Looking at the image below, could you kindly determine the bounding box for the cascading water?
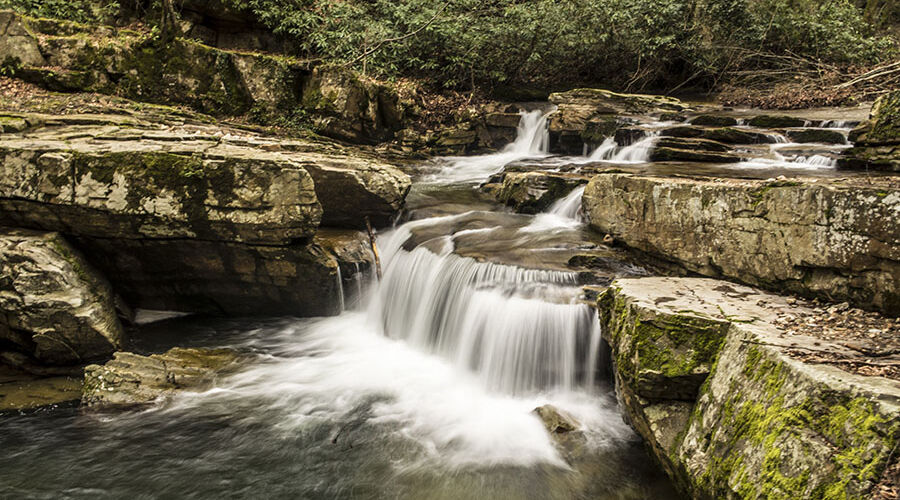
[371,221,599,394]
[588,130,660,162]
[547,185,586,221]
[425,109,552,183]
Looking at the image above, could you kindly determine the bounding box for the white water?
[588,131,660,163]
[548,185,586,221]
[425,109,552,183]
[166,119,630,472]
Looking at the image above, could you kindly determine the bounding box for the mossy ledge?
[598,277,900,499]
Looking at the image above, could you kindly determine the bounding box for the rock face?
[0,228,124,368]
[583,174,900,314]
[547,88,686,154]
[598,277,900,500]
[82,347,241,407]
[0,113,407,315]
[841,91,900,172]
[0,11,402,145]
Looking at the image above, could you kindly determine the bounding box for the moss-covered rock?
[660,126,778,145]
[786,128,847,144]
[583,174,900,314]
[841,91,900,172]
[598,277,900,500]
[2,11,404,144]
[690,115,738,127]
[0,228,124,369]
[748,115,807,128]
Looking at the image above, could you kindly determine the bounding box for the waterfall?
[588,137,618,160]
[425,109,552,183]
[794,154,838,168]
[369,223,600,395]
[547,185,586,221]
[588,131,659,163]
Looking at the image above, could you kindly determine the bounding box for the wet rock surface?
[584,173,900,314]
[0,228,124,370]
[599,277,900,500]
[82,347,242,407]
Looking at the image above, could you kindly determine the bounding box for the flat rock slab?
[584,173,900,314]
[82,347,242,407]
[599,277,900,500]
[0,365,81,413]
[0,115,410,242]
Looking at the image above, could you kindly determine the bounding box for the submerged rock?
[82,347,242,407]
[533,404,580,433]
[583,174,900,314]
[0,228,124,369]
[599,277,900,500]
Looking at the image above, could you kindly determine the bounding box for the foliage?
[2,0,896,92]
[0,0,120,23]
[215,0,896,91]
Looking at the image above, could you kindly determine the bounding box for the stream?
[0,108,867,499]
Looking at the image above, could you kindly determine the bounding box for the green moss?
[692,345,899,499]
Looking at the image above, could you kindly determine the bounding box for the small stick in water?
[365,217,383,280]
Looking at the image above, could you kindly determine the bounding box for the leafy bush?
[3,0,896,92]
[0,0,120,23]
[219,0,895,91]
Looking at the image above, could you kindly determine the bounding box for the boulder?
[598,278,900,500]
[0,10,46,68]
[583,174,900,314]
[0,228,124,368]
[302,65,403,144]
[82,347,242,407]
[841,91,900,172]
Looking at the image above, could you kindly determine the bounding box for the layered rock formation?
[584,174,900,314]
[0,11,401,144]
[842,91,900,172]
[0,112,409,315]
[82,347,241,407]
[0,228,124,370]
[598,277,899,499]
